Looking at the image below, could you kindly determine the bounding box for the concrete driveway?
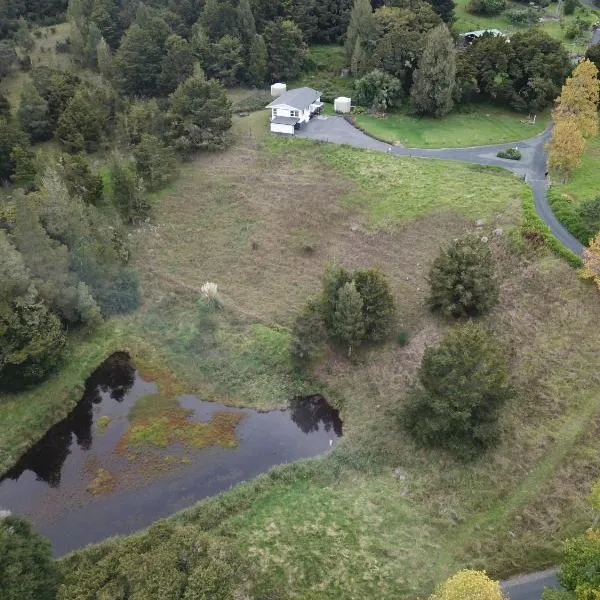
[297,116,584,257]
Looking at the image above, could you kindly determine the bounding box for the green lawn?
[353,105,549,148]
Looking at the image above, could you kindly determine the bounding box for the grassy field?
[354,105,549,148]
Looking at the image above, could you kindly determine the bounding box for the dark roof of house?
[266,87,322,110]
[272,116,300,125]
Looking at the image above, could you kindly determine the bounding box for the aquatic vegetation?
[87,468,116,495]
[96,416,111,429]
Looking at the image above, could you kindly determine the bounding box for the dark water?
[0,353,342,556]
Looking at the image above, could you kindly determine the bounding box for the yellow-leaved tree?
[580,231,600,290]
[553,59,600,138]
[547,117,586,181]
[430,570,506,600]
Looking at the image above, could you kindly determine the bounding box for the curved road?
[297,116,584,257]
[501,569,560,600]
[298,117,573,598]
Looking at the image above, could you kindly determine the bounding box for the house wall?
[271,107,310,123]
[270,122,295,135]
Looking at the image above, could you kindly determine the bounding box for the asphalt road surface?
[502,569,560,600]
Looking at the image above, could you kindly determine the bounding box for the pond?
[0,353,342,556]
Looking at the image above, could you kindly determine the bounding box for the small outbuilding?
[334,96,351,114]
[266,87,323,135]
[271,82,287,97]
[459,28,506,45]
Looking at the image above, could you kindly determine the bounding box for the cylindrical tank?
[271,82,287,97]
[334,96,352,113]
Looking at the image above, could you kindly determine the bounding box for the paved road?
[502,569,560,600]
[297,116,584,256]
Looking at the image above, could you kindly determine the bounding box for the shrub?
[402,322,514,459]
[497,148,521,160]
[133,134,176,192]
[428,233,499,318]
[577,196,600,243]
[290,300,326,366]
[199,281,223,312]
[355,69,403,112]
[430,569,505,600]
[397,330,410,346]
[0,516,58,600]
[564,0,580,14]
[466,0,506,15]
[558,529,600,596]
[107,156,151,224]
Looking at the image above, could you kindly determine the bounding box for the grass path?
[435,390,600,573]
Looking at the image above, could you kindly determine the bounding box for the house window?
[290,110,299,117]
[272,108,278,117]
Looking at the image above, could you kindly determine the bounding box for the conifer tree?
[332,281,365,355]
[344,0,376,63]
[410,24,456,117]
[96,37,113,80]
[248,34,268,84]
[18,83,52,142]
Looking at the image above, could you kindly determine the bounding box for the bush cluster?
[291,264,395,363]
[496,148,521,160]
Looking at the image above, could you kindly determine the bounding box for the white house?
[266,87,323,135]
[459,28,507,45]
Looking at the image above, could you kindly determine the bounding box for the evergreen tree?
[158,34,195,95]
[56,152,104,205]
[290,299,327,366]
[428,0,455,23]
[428,233,498,318]
[0,40,17,78]
[332,280,365,355]
[248,34,268,85]
[56,88,105,152]
[0,230,65,389]
[96,36,113,79]
[9,145,37,187]
[0,119,29,182]
[354,267,395,342]
[168,74,233,155]
[0,515,58,599]
[0,91,11,118]
[263,19,307,81]
[18,82,52,142]
[410,23,456,117]
[236,0,256,46]
[113,10,172,96]
[350,35,369,77]
[344,0,376,63]
[133,134,176,191]
[321,263,351,329]
[90,0,122,49]
[107,156,150,223]
[204,35,244,86]
[199,0,239,41]
[403,322,513,459]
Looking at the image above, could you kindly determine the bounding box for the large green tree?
[198,0,239,40]
[18,82,53,142]
[263,19,307,81]
[345,0,376,62]
[402,321,514,459]
[248,34,268,84]
[113,8,172,96]
[204,35,244,86]
[428,233,498,318]
[0,516,58,600]
[410,23,456,116]
[0,118,29,183]
[0,230,65,389]
[158,34,195,95]
[168,74,232,154]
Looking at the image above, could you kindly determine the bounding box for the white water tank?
[271,82,287,97]
[334,96,351,113]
